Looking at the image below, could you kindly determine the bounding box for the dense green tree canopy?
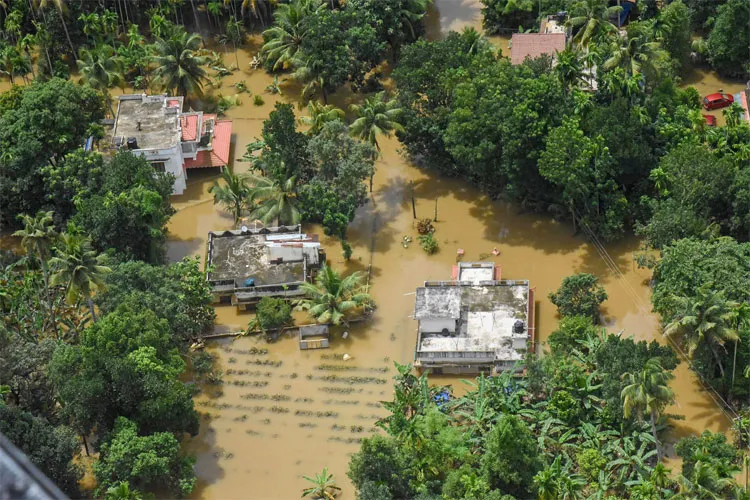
[94,417,196,498]
[0,78,103,226]
[548,273,608,322]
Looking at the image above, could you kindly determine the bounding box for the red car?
[703,114,717,127]
[703,93,734,110]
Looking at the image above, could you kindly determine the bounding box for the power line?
[573,210,744,430]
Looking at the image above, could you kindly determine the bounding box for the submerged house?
[111,94,232,195]
[206,225,325,309]
[413,262,535,375]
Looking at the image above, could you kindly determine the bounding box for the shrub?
[418,233,439,255]
[251,297,292,332]
[253,94,265,106]
[416,218,434,235]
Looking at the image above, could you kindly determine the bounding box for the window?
[152,161,166,173]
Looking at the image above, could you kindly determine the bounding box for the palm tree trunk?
[650,409,662,462]
[190,0,202,32]
[56,7,77,59]
[80,432,90,456]
[87,297,97,323]
[711,344,726,378]
[38,250,59,339]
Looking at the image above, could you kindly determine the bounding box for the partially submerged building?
[111,94,232,194]
[206,225,325,309]
[413,262,535,375]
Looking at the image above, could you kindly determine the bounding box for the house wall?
[418,318,457,333]
[134,146,186,195]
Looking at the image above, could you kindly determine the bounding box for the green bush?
[252,297,292,332]
[418,232,439,255]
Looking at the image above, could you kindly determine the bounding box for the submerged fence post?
[434,198,438,222]
[410,181,417,219]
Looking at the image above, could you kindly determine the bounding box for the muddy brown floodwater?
[0,2,738,497]
[177,8,733,498]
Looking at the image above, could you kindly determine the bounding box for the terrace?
[206,225,325,309]
[413,262,534,374]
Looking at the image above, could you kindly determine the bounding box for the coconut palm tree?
[621,357,674,461]
[349,92,405,153]
[301,467,340,500]
[394,0,431,43]
[152,30,209,98]
[13,210,58,335]
[568,0,621,47]
[664,287,739,378]
[246,171,301,225]
[300,100,344,136]
[675,460,735,499]
[296,265,371,326]
[49,231,110,323]
[77,45,124,116]
[290,55,328,104]
[34,0,76,58]
[209,168,252,225]
[0,45,20,84]
[603,29,668,83]
[555,48,585,94]
[260,0,321,71]
[104,481,143,500]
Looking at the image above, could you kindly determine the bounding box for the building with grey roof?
[413,262,535,374]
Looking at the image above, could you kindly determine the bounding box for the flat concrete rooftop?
[112,95,181,150]
[208,233,306,287]
[415,282,529,360]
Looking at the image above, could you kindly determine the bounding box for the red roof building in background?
[111,94,233,195]
[510,33,566,65]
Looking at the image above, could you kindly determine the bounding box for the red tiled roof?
[184,120,232,169]
[510,33,566,65]
[180,114,200,141]
[167,98,181,109]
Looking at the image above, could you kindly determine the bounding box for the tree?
[349,92,404,152]
[675,461,736,499]
[547,315,600,355]
[258,102,312,182]
[548,273,608,323]
[480,414,541,498]
[636,143,735,249]
[664,287,739,378]
[347,0,431,51]
[296,265,371,325]
[0,78,104,226]
[13,211,58,334]
[41,149,104,223]
[568,0,622,47]
[621,357,674,461]
[307,120,375,200]
[675,430,740,479]
[0,405,82,496]
[555,48,586,94]
[34,0,76,58]
[71,152,175,264]
[152,30,209,98]
[651,237,750,321]
[246,170,301,225]
[77,44,124,116]
[302,467,341,500]
[657,0,692,73]
[94,417,195,498]
[706,0,750,76]
[49,231,110,323]
[603,24,669,84]
[209,168,251,225]
[539,117,627,240]
[260,0,321,71]
[95,258,215,344]
[251,297,292,332]
[104,482,143,500]
[50,305,200,437]
[348,435,414,499]
[300,101,345,136]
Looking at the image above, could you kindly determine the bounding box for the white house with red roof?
[111,94,233,195]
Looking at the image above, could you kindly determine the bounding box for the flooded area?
[0,2,741,497]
